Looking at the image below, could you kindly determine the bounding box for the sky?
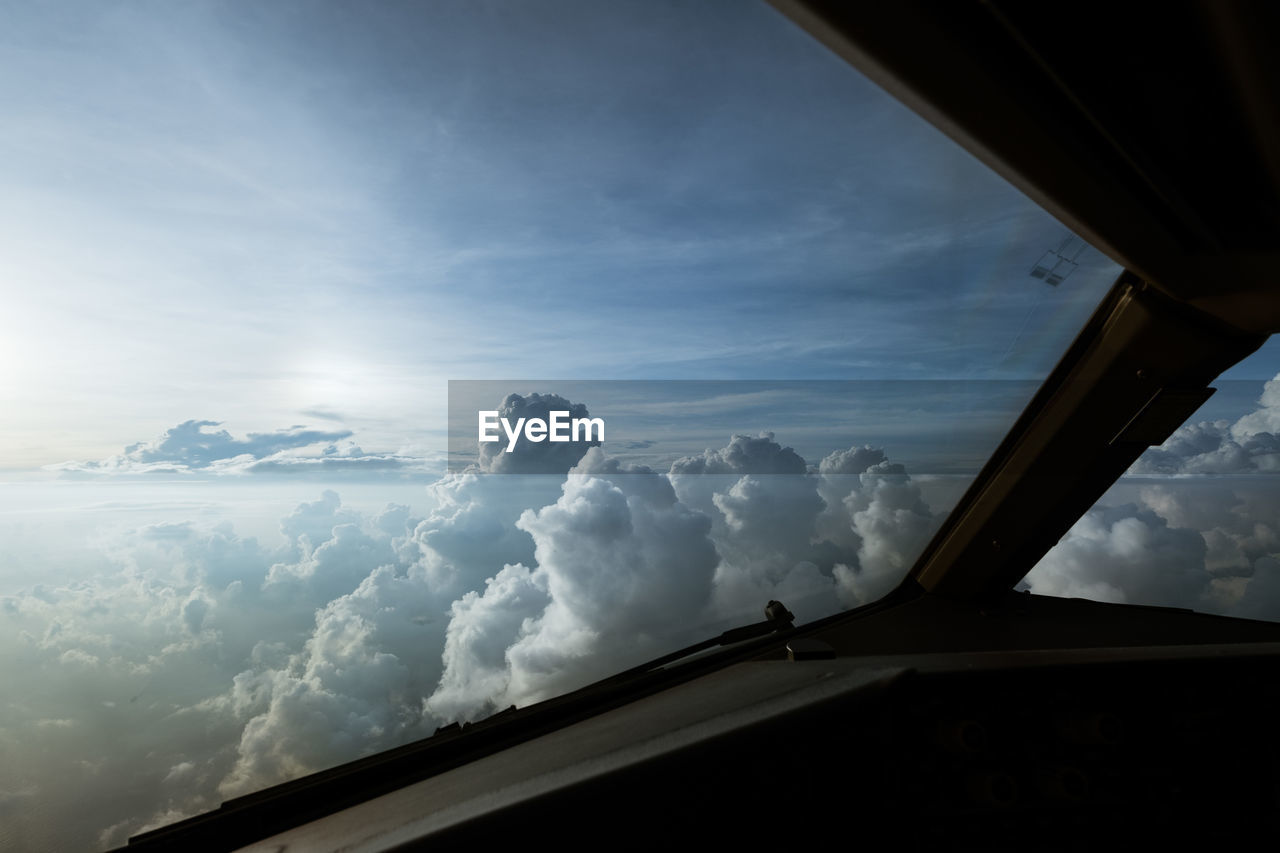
[0,0,1132,472]
[2,2,1279,851]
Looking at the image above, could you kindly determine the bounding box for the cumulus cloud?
[278,490,361,558]
[1131,374,1280,475]
[1131,420,1280,475]
[15,374,1280,852]
[218,563,448,796]
[7,424,948,850]
[0,489,444,848]
[476,393,602,474]
[427,563,550,722]
[46,420,438,476]
[1024,503,1210,605]
[839,461,938,606]
[1230,375,1280,440]
[667,434,839,621]
[7,474,584,842]
[505,454,719,692]
[1138,483,1280,577]
[429,448,720,715]
[425,435,939,723]
[669,431,808,476]
[1026,372,1280,619]
[402,471,560,596]
[667,434,936,619]
[1024,488,1280,623]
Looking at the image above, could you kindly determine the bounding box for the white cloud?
[1132,375,1280,474]
[218,564,445,797]
[668,434,839,621]
[666,434,937,618]
[669,431,808,476]
[45,420,440,477]
[1027,372,1280,618]
[476,393,601,475]
[842,461,938,602]
[429,450,721,710]
[1024,504,1210,606]
[4,425,950,849]
[428,563,550,723]
[1231,375,1280,440]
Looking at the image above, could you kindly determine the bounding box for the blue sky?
[0,0,1133,473]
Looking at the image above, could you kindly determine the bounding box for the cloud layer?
[4,421,941,850]
[18,373,1280,850]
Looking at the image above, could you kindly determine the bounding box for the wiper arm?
[598,599,796,685]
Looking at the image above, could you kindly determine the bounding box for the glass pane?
[1024,336,1280,618]
[0,2,1120,849]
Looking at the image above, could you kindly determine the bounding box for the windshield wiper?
[594,599,797,686]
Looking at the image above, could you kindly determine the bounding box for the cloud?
[1138,483,1280,577]
[669,431,808,475]
[278,490,360,558]
[667,434,937,619]
[666,434,838,621]
[6,426,947,849]
[815,445,890,552]
[124,420,352,467]
[1024,503,1210,606]
[406,472,546,592]
[1025,373,1280,618]
[476,393,602,475]
[427,563,550,723]
[429,448,720,712]
[839,461,939,605]
[1230,375,1280,440]
[427,435,940,723]
[1131,375,1280,474]
[218,563,448,797]
[45,420,440,477]
[298,409,347,423]
[0,489,443,847]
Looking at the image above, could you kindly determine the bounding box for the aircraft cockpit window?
[0,2,1122,849]
[1024,336,1280,620]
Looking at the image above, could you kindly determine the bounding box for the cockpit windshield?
[0,2,1124,849]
